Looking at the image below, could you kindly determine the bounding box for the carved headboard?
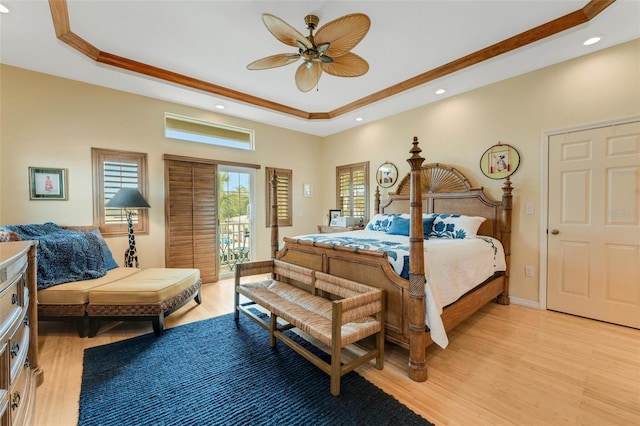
[376,163,508,241]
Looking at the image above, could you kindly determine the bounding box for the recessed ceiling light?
[583,36,602,46]
[355,117,363,122]
[215,104,225,110]
[0,4,9,13]
[435,89,446,95]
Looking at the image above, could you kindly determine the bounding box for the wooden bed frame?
[271,137,512,381]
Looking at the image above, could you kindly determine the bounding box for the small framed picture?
[29,167,68,200]
[329,209,341,225]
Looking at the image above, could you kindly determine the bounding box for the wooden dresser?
[0,241,43,425]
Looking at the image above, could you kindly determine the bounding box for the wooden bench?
[234,259,385,396]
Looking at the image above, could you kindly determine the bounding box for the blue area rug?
[79,312,433,426]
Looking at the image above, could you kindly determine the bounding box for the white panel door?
[547,121,640,328]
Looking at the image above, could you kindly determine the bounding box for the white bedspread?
[289,230,506,349]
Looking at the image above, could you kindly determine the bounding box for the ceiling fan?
[247,13,370,92]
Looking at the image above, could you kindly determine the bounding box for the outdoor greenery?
[218,172,250,223]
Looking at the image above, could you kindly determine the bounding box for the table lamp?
[105,187,150,268]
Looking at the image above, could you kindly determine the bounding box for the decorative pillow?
[90,228,119,270]
[386,217,410,236]
[429,214,486,239]
[385,215,437,239]
[422,215,437,239]
[0,230,20,242]
[365,214,397,232]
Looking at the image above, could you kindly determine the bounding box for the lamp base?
[124,211,140,268]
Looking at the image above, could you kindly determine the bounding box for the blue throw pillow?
[422,215,436,239]
[386,216,436,239]
[91,228,119,270]
[386,217,410,236]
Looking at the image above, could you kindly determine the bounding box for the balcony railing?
[219,221,250,273]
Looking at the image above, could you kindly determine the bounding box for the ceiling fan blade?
[320,52,369,77]
[295,62,322,92]
[262,14,312,49]
[315,13,370,57]
[247,53,300,70]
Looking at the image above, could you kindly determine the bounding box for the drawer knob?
[11,391,20,410]
[10,341,19,358]
[11,293,17,304]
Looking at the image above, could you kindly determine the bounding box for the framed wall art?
[329,209,341,225]
[479,143,520,180]
[376,161,398,188]
[29,167,68,200]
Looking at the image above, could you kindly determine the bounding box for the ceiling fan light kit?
[247,13,371,92]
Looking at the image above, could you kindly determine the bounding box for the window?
[265,167,292,227]
[92,148,149,236]
[164,113,254,150]
[336,161,369,223]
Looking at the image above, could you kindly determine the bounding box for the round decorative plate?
[376,162,398,188]
[479,143,520,179]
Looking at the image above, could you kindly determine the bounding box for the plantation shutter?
[265,167,292,227]
[336,162,369,222]
[164,159,218,283]
[104,160,141,225]
[92,148,148,236]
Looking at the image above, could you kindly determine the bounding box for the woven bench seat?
[234,259,384,396]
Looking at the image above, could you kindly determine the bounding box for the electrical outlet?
[525,266,534,277]
[525,203,534,215]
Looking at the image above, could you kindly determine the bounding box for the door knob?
[550,229,559,235]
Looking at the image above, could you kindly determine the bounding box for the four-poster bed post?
[406,136,428,381]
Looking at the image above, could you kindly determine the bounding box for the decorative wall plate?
[376,161,398,188]
[479,143,520,179]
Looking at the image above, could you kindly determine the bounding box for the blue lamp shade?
[105,187,150,209]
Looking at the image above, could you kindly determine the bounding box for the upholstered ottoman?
[86,268,202,337]
[38,267,142,336]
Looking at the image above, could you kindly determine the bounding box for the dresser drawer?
[8,358,29,425]
[0,396,9,426]
[0,277,23,338]
[7,316,28,385]
[0,255,26,292]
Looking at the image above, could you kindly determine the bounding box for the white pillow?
[365,214,397,232]
[429,214,486,239]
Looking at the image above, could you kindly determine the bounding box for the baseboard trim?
[509,297,541,309]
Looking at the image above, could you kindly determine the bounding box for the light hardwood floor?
[34,278,639,426]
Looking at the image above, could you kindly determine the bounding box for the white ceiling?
[1,0,639,137]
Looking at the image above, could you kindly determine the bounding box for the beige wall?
[0,65,324,266]
[321,39,640,303]
[1,39,638,304]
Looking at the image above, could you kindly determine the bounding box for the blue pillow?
[386,216,436,239]
[90,228,119,270]
[422,215,436,239]
[386,217,410,236]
